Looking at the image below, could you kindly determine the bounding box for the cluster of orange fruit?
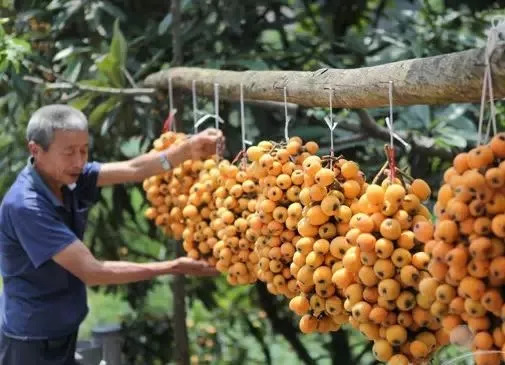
[179,157,221,264]
[143,129,505,365]
[209,159,260,285]
[417,133,505,365]
[339,171,449,365]
[143,131,198,239]
[250,137,319,298]
[288,156,367,333]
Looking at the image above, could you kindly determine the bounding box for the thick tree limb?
[144,43,505,108]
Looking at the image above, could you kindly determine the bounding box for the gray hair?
[26,104,88,150]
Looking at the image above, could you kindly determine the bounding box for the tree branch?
[243,315,272,365]
[355,109,454,159]
[330,331,351,365]
[24,75,155,96]
[122,66,138,88]
[143,43,505,108]
[255,282,315,365]
[333,134,368,149]
[23,60,156,96]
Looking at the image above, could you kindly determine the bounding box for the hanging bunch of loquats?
[143,128,505,364]
[208,158,261,285]
[328,146,450,365]
[178,156,222,265]
[417,133,505,365]
[250,137,319,299]
[288,153,369,334]
[143,131,202,240]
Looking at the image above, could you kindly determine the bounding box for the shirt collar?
[26,157,76,207]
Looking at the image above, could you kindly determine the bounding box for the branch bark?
[143,43,505,108]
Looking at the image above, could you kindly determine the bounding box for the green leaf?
[89,97,119,126]
[53,46,75,61]
[158,13,172,35]
[438,128,467,148]
[120,136,143,158]
[110,19,127,68]
[69,93,97,110]
[97,54,123,87]
[99,1,127,21]
[0,134,14,150]
[408,105,431,128]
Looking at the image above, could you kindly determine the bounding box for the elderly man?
[0,104,222,365]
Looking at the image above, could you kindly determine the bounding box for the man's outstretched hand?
[169,257,219,276]
[189,128,225,160]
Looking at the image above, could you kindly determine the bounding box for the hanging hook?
[323,89,338,144]
[323,88,338,169]
[192,81,224,133]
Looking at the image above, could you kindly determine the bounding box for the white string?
[214,83,221,157]
[240,83,252,152]
[192,80,198,134]
[283,87,291,143]
[168,76,177,132]
[477,68,488,146]
[214,83,220,130]
[477,19,505,144]
[386,81,394,150]
[383,81,410,150]
[192,80,224,133]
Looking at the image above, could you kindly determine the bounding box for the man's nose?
[72,153,85,169]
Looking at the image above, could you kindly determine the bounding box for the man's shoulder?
[1,169,48,216]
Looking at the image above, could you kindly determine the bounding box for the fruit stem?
[395,167,414,183]
[372,161,389,185]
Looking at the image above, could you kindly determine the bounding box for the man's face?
[30,129,89,186]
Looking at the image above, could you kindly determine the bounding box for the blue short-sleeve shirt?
[0,158,101,339]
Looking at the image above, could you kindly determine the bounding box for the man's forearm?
[129,141,192,182]
[86,260,174,286]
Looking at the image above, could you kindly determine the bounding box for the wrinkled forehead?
[50,129,89,149]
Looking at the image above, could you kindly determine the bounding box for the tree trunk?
[143,44,505,108]
[169,1,190,365]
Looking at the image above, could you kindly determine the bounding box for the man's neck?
[33,163,64,201]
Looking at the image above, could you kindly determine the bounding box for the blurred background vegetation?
[1,0,504,364]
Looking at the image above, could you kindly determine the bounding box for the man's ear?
[28,141,41,157]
